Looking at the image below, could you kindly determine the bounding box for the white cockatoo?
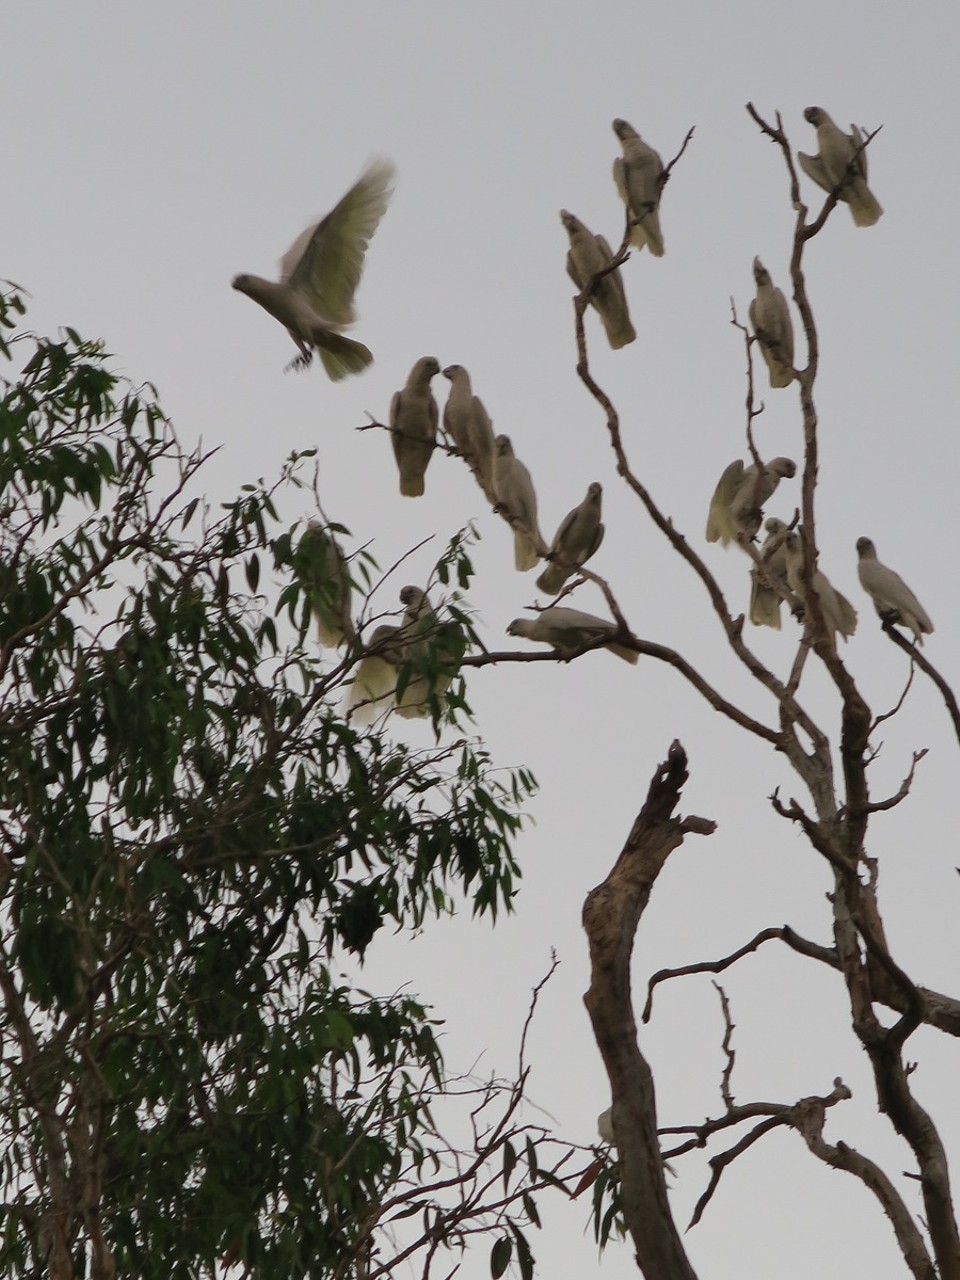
[749,517,791,629]
[597,1108,616,1146]
[346,623,407,723]
[536,482,604,596]
[612,118,665,257]
[393,586,438,718]
[348,588,464,722]
[493,435,546,572]
[797,107,883,228]
[295,521,355,648]
[393,586,466,720]
[856,537,933,645]
[507,607,637,664]
[442,365,496,501]
[560,210,636,349]
[232,159,394,379]
[390,356,440,497]
[706,457,796,547]
[749,258,795,389]
[783,532,857,643]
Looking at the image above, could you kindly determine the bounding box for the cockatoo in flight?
[232,159,394,378]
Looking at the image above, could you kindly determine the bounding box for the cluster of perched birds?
[702,110,931,649]
[233,108,931,720]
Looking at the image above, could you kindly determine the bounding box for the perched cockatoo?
[394,585,438,718]
[856,537,933,645]
[442,364,496,502]
[749,517,791,629]
[394,586,465,720]
[232,159,394,378]
[295,521,355,647]
[390,356,440,497]
[507,607,637,664]
[612,119,665,256]
[797,108,883,228]
[749,258,795,389]
[537,482,604,596]
[347,588,464,721]
[493,435,546,572]
[706,457,796,547]
[560,210,636,349]
[597,1108,616,1146]
[346,623,407,723]
[784,532,857,643]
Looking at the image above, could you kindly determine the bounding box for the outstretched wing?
[283,159,395,325]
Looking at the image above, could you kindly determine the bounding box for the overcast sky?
[8,4,960,1277]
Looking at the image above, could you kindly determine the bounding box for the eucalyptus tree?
[0,284,581,1280]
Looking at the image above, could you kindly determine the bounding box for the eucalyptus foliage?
[0,285,543,1279]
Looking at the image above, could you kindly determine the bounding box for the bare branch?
[862,750,928,814]
[518,953,559,1074]
[661,127,697,185]
[728,300,764,471]
[870,662,917,734]
[686,1079,853,1230]
[574,563,632,638]
[713,983,736,1110]
[687,1115,784,1228]
[881,622,960,750]
[790,1089,936,1280]
[465,635,784,747]
[643,925,838,1023]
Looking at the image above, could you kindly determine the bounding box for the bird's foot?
[284,349,314,374]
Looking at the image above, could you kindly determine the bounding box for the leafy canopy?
[0,284,541,1279]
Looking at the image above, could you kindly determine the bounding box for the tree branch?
[880,622,960,751]
[790,1091,936,1280]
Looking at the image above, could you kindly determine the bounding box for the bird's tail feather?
[315,332,374,381]
[850,188,883,228]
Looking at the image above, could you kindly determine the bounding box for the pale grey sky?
[8,3,960,1277]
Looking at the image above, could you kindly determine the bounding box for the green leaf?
[511,1224,535,1280]
[490,1236,512,1279]
[522,1192,540,1229]
[502,1138,517,1192]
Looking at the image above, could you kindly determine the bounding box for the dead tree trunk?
[582,741,714,1280]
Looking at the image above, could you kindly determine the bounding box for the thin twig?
[713,983,736,1110]
[881,623,960,751]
